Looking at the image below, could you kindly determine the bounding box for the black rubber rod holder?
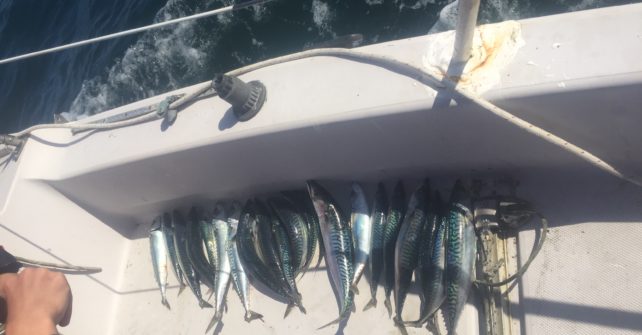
[212,74,266,121]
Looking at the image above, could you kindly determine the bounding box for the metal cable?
[0,0,277,65]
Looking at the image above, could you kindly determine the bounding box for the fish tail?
[350,283,360,295]
[205,312,222,333]
[199,299,213,309]
[295,295,307,314]
[317,309,351,330]
[177,283,186,296]
[384,295,393,318]
[283,303,295,319]
[161,297,171,310]
[244,310,264,323]
[394,317,410,335]
[403,310,432,328]
[362,297,377,311]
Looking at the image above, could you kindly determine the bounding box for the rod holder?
[212,74,266,122]
[449,0,480,75]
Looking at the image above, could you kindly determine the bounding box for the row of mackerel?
[148,179,476,334]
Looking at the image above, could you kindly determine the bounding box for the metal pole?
[0,0,276,65]
[450,0,480,72]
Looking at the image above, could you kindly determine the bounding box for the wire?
[475,212,548,287]
[15,256,102,275]
[0,0,277,65]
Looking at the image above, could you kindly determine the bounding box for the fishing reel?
[474,195,536,233]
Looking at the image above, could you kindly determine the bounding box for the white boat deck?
[1,3,641,334]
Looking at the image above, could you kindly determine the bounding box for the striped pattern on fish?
[150,216,170,309]
[363,183,388,311]
[383,181,406,318]
[445,181,476,335]
[393,179,430,334]
[307,180,354,329]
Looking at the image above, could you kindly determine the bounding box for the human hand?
[0,267,72,335]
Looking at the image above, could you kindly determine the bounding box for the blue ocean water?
[0,0,636,133]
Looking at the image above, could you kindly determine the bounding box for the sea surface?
[0,0,636,133]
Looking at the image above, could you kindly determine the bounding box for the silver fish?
[161,212,186,295]
[349,182,372,294]
[406,191,446,328]
[394,180,430,335]
[227,201,263,323]
[206,203,232,333]
[445,180,476,335]
[307,180,354,329]
[383,181,406,317]
[150,216,170,309]
[172,210,212,308]
[363,182,388,311]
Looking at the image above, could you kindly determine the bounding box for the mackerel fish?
[150,216,170,309]
[383,181,406,317]
[186,207,215,289]
[307,180,354,329]
[227,201,264,323]
[237,200,301,313]
[206,203,232,333]
[172,210,212,308]
[445,180,476,335]
[394,179,430,334]
[349,182,372,294]
[363,182,388,311]
[161,212,186,295]
[269,196,309,274]
[407,191,446,328]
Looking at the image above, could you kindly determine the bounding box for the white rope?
[0,0,276,65]
[5,47,640,187]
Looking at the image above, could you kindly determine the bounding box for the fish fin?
[298,303,307,314]
[283,303,295,319]
[206,289,214,301]
[205,312,222,333]
[317,316,342,330]
[295,295,307,314]
[394,317,409,335]
[199,299,213,309]
[315,251,324,269]
[362,297,377,311]
[384,296,393,318]
[161,297,171,310]
[404,320,426,328]
[178,283,186,296]
[350,284,360,295]
[244,310,264,323]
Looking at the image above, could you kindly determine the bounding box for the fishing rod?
[0,0,277,65]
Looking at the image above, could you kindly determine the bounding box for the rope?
[0,0,277,65]
[4,47,640,188]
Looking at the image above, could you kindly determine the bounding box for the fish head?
[392,180,406,205]
[150,216,162,232]
[449,179,471,206]
[228,201,242,221]
[307,180,329,217]
[213,202,227,220]
[172,210,186,226]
